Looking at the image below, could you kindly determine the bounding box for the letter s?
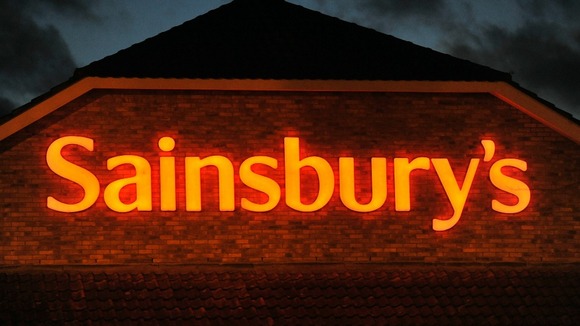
[46,136,100,212]
[489,159,530,213]
[240,156,281,212]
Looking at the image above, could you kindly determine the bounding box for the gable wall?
[0,89,578,265]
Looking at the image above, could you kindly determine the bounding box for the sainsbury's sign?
[46,136,530,231]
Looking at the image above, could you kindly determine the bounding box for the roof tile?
[73,0,511,83]
[1,266,579,324]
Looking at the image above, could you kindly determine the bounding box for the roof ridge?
[72,0,511,82]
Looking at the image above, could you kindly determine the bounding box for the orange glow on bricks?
[240,156,280,212]
[104,155,152,212]
[45,136,531,231]
[490,159,530,213]
[431,158,480,231]
[284,137,334,212]
[393,157,430,212]
[339,157,387,212]
[159,137,177,211]
[46,136,100,212]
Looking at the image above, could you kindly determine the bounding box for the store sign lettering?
[46,136,530,231]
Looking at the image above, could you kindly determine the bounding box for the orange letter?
[46,136,99,212]
[104,156,152,212]
[284,137,334,212]
[159,137,176,211]
[185,156,235,211]
[431,158,479,231]
[394,157,430,211]
[240,156,281,212]
[490,159,530,213]
[339,157,387,212]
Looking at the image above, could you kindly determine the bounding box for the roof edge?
[0,77,578,143]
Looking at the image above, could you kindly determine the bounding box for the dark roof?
[73,0,512,82]
[2,265,579,325]
[5,0,579,129]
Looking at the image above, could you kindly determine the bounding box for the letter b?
[284,137,334,212]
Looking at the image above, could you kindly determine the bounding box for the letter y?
[431,158,479,231]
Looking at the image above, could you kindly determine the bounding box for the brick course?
[0,90,578,265]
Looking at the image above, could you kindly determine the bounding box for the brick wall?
[0,89,578,265]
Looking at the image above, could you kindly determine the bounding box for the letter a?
[104,155,152,212]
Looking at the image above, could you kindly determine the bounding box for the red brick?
[0,91,577,265]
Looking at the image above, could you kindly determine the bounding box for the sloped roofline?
[0,77,578,143]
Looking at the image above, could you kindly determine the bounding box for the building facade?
[0,0,578,323]
[0,80,578,265]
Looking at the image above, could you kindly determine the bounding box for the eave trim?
[0,78,578,143]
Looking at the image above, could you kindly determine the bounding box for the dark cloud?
[312,0,451,33]
[0,97,15,116]
[312,0,580,118]
[1,0,578,120]
[444,1,580,117]
[520,0,580,21]
[313,0,445,17]
[450,23,580,110]
[11,0,99,20]
[35,0,98,19]
[0,0,97,117]
[358,0,445,19]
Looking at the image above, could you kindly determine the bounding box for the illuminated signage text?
[46,136,530,231]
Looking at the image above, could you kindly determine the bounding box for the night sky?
[1,0,579,119]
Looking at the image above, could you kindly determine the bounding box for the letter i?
[159,137,177,211]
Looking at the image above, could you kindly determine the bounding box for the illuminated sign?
[46,136,530,231]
